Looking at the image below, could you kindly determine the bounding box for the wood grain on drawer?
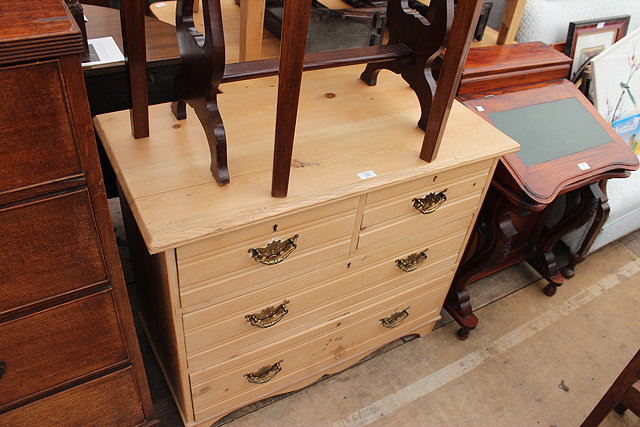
[0,61,82,195]
[365,159,492,205]
[176,197,359,260]
[183,231,465,368]
[358,191,482,251]
[189,276,450,419]
[177,210,356,289]
[0,189,107,314]
[0,368,146,426]
[0,290,128,408]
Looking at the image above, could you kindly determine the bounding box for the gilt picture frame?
[565,15,630,80]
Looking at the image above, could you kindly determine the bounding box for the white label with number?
[476,106,485,112]
[357,170,377,180]
[578,162,591,170]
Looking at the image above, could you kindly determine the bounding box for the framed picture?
[565,15,630,80]
[591,27,640,123]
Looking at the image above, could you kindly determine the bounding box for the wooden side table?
[444,50,639,339]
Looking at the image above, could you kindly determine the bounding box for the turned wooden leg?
[457,327,471,341]
[171,99,187,120]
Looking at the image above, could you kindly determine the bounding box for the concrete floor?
[110,200,640,426]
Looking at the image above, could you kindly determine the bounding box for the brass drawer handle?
[412,189,447,214]
[245,300,290,328]
[248,234,299,265]
[0,361,5,379]
[244,360,283,384]
[380,307,410,329]
[395,249,428,272]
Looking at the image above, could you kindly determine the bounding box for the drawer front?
[189,276,450,418]
[0,290,128,407]
[176,197,359,261]
[0,368,146,427]
[183,230,466,368]
[365,159,492,206]
[178,211,356,289]
[358,191,482,251]
[0,189,108,314]
[0,61,82,195]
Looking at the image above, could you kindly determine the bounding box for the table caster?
[457,327,471,340]
[543,283,557,296]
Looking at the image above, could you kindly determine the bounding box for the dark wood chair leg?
[120,0,149,138]
[420,0,484,161]
[172,0,229,185]
[582,349,640,427]
[271,0,313,198]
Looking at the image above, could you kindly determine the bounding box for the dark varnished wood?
[582,349,640,426]
[0,368,146,427]
[0,189,107,315]
[58,53,157,422]
[360,0,453,131]
[420,0,484,162]
[460,80,639,204]
[271,0,313,197]
[0,290,127,409]
[172,0,229,184]
[0,61,83,197]
[120,0,150,137]
[0,7,156,422]
[457,41,571,95]
[0,1,83,65]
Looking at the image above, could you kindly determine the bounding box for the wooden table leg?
[240,0,266,61]
[496,0,526,45]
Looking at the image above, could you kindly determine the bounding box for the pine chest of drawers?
[95,66,518,425]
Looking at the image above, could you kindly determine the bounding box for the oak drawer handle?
[395,249,428,272]
[0,361,5,379]
[380,307,410,329]
[248,234,299,265]
[244,360,283,384]
[412,189,447,214]
[245,300,290,328]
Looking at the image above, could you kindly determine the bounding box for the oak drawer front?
[0,290,128,407]
[177,210,356,289]
[358,191,482,251]
[183,232,465,367]
[189,277,449,417]
[0,61,82,195]
[0,189,108,314]
[176,197,359,261]
[0,368,146,426]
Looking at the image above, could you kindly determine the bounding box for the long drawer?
[183,230,466,368]
[0,368,146,426]
[189,276,450,421]
[0,189,108,314]
[0,290,128,408]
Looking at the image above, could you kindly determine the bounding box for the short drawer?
[183,231,465,368]
[364,159,492,206]
[0,61,82,195]
[177,209,357,290]
[0,368,146,426]
[189,276,450,419]
[0,189,108,314]
[0,290,128,408]
[176,197,359,261]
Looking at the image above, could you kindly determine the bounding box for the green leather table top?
[488,97,612,167]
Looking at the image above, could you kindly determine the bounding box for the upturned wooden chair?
[171,0,485,196]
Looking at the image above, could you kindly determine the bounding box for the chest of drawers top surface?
[95,66,519,254]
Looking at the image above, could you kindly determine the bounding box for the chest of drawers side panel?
[57,54,156,423]
[120,195,195,425]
